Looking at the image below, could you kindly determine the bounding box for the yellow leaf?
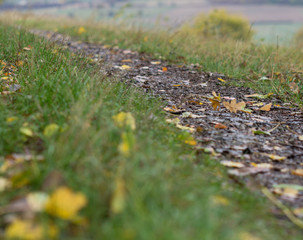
[176,123,196,133]
[20,127,34,137]
[291,169,303,177]
[218,78,226,83]
[220,161,244,168]
[5,219,58,240]
[121,65,131,70]
[151,61,161,65]
[144,36,148,42]
[121,59,132,63]
[77,27,86,35]
[0,177,11,192]
[43,124,60,137]
[266,154,286,161]
[299,135,303,141]
[212,195,230,206]
[223,99,246,113]
[259,103,272,111]
[184,140,197,146]
[6,116,18,123]
[45,186,87,220]
[209,99,220,111]
[111,177,126,214]
[239,232,261,240]
[162,67,168,72]
[113,112,136,130]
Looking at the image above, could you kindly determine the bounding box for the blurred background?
[1,0,303,44]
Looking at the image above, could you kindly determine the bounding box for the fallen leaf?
[223,99,246,113]
[151,61,161,65]
[164,106,184,114]
[259,103,272,111]
[182,112,203,119]
[251,163,273,169]
[113,112,136,130]
[273,187,299,200]
[252,130,270,136]
[27,192,49,212]
[299,136,303,141]
[273,184,303,191]
[0,177,11,192]
[6,117,18,123]
[176,124,196,133]
[290,82,300,94]
[214,123,227,129]
[120,65,131,70]
[293,208,303,218]
[77,27,86,35]
[23,46,32,51]
[162,67,168,72]
[5,219,57,240]
[265,154,286,161]
[220,161,244,168]
[121,59,132,63]
[45,186,87,220]
[245,93,273,99]
[217,78,226,83]
[43,123,60,137]
[111,177,126,214]
[291,169,303,177]
[209,98,220,110]
[20,127,34,137]
[212,195,229,206]
[228,167,270,177]
[166,118,180,125]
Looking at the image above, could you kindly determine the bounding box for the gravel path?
[31,29,303,217]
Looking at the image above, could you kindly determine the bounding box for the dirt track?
[31,29,303,220]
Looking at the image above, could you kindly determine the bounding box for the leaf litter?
[22,29,303,226]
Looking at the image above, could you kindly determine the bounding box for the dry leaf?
[251,163,273,169]
[0,177,11,192]
[265,154,286,161]
[299,135,303,141]
[45,186,87,220]
[162,67,168,72]
[291,169,303,177]
[209,98,220,110]
[217,78,226,83]
[120,65,131,70]
[244,93,273,99]
[259,103,272,111]
[223,99,246,113]
[5,219,58,240]
[151,61,161,65]
[290,82,299,94]
[111,177,126,214]
[176,124,196,133]
[293,208,303,218]
[220,161,244,168]
[77,27,86,35]
[214,123,227,129]
[121,59,132,63]
[27,192,49,212]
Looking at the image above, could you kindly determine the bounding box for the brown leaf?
[290,82,299,94]
[214,123,227,129]
[209,99,220,110]
[259,103,272,111]
[223,99,246,113]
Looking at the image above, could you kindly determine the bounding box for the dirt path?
[32,30,303,217]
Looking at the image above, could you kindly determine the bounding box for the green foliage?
[293,26,303,48]
[179,9,254,41]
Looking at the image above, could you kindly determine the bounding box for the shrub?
[179,9,254,41]
[293,26,303,48]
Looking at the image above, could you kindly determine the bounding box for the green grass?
[0,21,303,239]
